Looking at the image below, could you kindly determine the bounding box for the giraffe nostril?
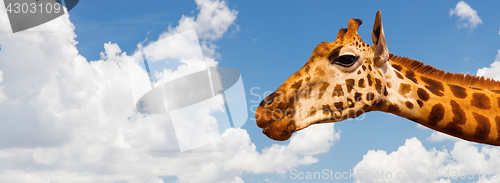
[259,96,275,108]
[265,97,274,107]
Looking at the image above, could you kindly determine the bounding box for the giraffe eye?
[334,55,359,67]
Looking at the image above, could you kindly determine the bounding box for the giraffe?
[255,11,500,146]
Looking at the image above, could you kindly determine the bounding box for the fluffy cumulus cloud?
[165,0,238,41]
[449,1,482,30]
[0,0,340,182]
[353,138,500,183]
[477,49,500,81]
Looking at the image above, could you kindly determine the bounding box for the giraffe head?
[256,11,391,141]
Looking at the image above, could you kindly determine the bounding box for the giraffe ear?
[372,10,389,67]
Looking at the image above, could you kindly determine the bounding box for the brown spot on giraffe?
[358,78,365,88]
[395,71,404,80]
[472,112,491,141]
[316,68,326,76]
[291,80,303,91]
[471,93,491,110]
[357,70,361,75]
[367,74,373,86]
[417,100,424,108]
[398,83,411,95]
[308,56,316,63]
[305,65,310,72]
[448,84,467,99]
[345,79,355,93]
[308,107,317,117]
[417,88,429,101]
[443,100,466,136]
[392,64,402,71]
[383,86,388,96]
[428,104,445,126]
[362,65,366,71]
[332,84,344,97]
[375,78,382,94]
[496,116,500,141]
[318,83,330,99]
[366,92,375,101]
[405,70,418,84]
[322,104,332,115]
[387,82,392,88]
[498,98,500,108]
[355,92,363,102]
[387,104,400,113]
[405,101,413,109]
[334,102,344,112]
[421,76,444,96]
[368,65,373,71]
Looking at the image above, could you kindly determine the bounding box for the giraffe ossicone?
[255,10,500,146]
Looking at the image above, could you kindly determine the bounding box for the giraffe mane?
[389,54,500,91]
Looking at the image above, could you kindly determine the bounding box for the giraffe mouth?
[255,106,296,141]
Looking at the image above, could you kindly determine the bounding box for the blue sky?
[1,0,500,182]
[78,1,499,181]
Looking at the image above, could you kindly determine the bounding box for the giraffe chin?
[261,117,296,141]
[255,107,296,141]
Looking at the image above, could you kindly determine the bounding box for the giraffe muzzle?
[255,93,296,141]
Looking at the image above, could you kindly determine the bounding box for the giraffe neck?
[376,58,500,146]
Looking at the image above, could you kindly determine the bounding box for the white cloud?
[0,0,340,182]
[165,0,238,41]
[353,138,450,182]
[162,0,238,59]
[354,138,500,183]
[287,123,341,156]
[426,131,461,142]
[224,124,340,174]
[449,1,482,30]
[477,49,500,81]
[0,70,6,103]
